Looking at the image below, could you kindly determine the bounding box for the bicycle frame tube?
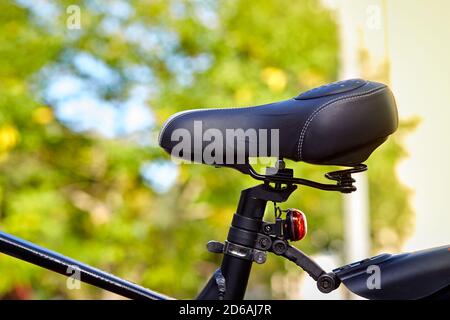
[0,230,170,300]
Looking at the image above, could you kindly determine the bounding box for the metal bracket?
[207,236,340,293]
[261,219,284,238]
[240,161,367,194]
[269,238,341,293]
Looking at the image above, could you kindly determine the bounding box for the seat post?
[219,186,268,299]
[197,183,296,300]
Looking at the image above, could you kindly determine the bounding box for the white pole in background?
[343,172,370,261]
[333,0,373,299]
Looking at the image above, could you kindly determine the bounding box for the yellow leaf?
[32,106,54,125]
[0,124,20,152]
[234,88,253,105]
[261,67,287,92]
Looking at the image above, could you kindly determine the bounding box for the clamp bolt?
[253,251,267,264]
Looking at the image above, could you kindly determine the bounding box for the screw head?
[275,159,285,170]
[272,240,287,255]
[264,225,272,233]
[317,274,338,293]
[259,238,269,248]
[253,251,266,264]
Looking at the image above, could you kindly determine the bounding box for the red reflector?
[285,209,307,241]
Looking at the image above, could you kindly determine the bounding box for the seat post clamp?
[207,240,267,264]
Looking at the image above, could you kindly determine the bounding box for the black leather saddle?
[159,79,398,170]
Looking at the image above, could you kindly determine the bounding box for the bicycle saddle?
[334,245,450,300]
[159,79,398,170]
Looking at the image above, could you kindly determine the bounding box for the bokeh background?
[0,0,448,299]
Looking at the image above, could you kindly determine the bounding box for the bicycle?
[1,79,449,300]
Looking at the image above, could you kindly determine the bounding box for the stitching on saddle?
[296,86,386,161]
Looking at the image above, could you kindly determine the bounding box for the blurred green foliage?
[0,0,412,299]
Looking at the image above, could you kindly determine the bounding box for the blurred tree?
[0,0,412,299]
